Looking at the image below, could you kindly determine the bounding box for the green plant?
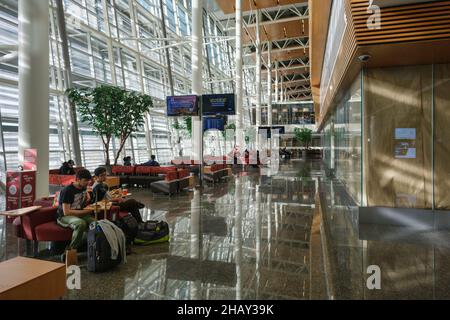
[294,127,313,150]
[172,117,192,137]
[114,90,153,164]
[223,123,236,138]
[172,119,182,130]
[66,85,152,165]
[184,117,192,137]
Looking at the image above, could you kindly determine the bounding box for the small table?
[0,256,66,300]
[0,206,42,260]
[0,206,42,218]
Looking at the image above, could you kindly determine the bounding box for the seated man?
[56,169,95,252]
[280,147,292,159]
[59,161,75,175]
[92,167,144,223]
[141,155,160,167]
[123,156,132,166]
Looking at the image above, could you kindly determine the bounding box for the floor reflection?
[1,159,450,299]
[62,161,321,300]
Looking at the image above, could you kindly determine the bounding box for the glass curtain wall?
[323,72,362,205]
[0,0,243,176]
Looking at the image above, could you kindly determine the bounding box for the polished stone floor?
[1,160,450,300]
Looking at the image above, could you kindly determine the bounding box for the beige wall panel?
[433,64,450,209]
[364,65,433,208]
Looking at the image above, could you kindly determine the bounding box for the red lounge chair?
[13,199,127,256]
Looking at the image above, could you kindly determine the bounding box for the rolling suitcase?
[87,222,122,272]
[87,200,122,272]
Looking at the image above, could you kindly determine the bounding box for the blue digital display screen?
[203,117,226,132]
[166,95,199,116]
[202,94,235,116]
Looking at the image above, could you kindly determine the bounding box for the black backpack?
[87,222,122,272]
[114,214,139,246]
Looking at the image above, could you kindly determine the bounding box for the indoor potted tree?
[66,85,152,171]
[112,90,153,165]
[294,127,312,160]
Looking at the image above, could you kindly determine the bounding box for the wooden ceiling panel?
[309,0,332,107]
[317,0,450,129]
[243,18,309,44]
[215,0,308,15]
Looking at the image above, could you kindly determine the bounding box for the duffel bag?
[134,220,170,245]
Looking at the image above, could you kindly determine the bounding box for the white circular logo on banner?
[23,184,33,195]
[9,185,17,195]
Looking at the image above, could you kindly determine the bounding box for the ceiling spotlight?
[358,54,371,62]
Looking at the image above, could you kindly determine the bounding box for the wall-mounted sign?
[395,128,416,159]
[395,128,416,140]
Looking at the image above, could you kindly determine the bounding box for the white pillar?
[235,0,244,149]
[144,113,153,158]
[255,184,261,298]
[18,0,49,198]
[102,0,117,85]
[255,11,261,129]
[280,73,284,103]
[190,188,201,299]
[267,42,272,126]
[191,0,203,163]
[275,62,279,103]
[267,196,272,267]
[234,178,243,299]
[331,121,335,170]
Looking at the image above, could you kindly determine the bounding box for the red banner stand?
[6,170,36,217]
[6,171,21,211]
[20,171,36,208]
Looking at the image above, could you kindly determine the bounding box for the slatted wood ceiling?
[317,0,450,129]
[352,0,450,45]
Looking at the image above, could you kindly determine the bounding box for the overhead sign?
[202,94,236,116]
[166,95,199,117]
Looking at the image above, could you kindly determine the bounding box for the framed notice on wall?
[395,128,416,159]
